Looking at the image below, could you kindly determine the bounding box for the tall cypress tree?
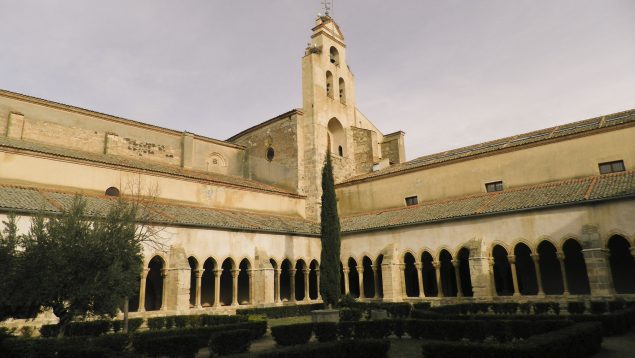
[319,152,341,307]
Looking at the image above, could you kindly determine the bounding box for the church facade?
[1,16,634,318]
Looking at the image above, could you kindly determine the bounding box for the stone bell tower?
[299,15,358,220]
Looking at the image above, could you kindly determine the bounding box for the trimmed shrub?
[237,304,323,319]
[391,319,405,338]
[92,333,130,352]
[609,299,625,312]
[570,306,635,336]
[64,320,112,337]
[420,322,602,358]
[271,323,313,346]
[491,302,518,315]
[208,329,251,356]
[568,301,586,315]
[314,322,338,342]
[40,324,60,338]
[519,302,532,314]
[533,302,552,315]
[413,302,431,311]
[199,314,247,327]
[353,320,391,339]
[165,316,175,329]
[340,307,363,321]
[112,317,144,333]
[135,334,199,358]
[255,338,390,358]
[338,321,355,339]
[591,301,607,314]
[147,317,166,330]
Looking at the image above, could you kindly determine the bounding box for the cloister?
[130,234,635,313]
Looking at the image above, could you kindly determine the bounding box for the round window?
[266,147,275,162]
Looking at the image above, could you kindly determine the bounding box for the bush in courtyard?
[65,320,112,336]
[236,304,323,319]
[413,302,431,311]
[147,317,165,330]
[591,301,608,314]
[112,317,144,333]
[568,301,586,315]
[271,322,313,346]
[491,302,518,315]
[92,332,130,352]
[208,329,252,356]
[40,324,60,337]
[353,320,392,339]
[255,339,390,358]
[338,321,355,339]
[134,334,199,358]
[519,302,532,314]
[608,299,625,312]
[314,322,338,342]
[339,307,363,321]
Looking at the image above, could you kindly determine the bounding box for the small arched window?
[326,71,333,98]
[338,145,343,157]
[266,147,275,162]
[327,117,345,157]
[105,187,120,197]
[339,78,346,104]
[329,46,339,65]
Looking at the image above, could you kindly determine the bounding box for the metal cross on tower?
[321,0,332,16]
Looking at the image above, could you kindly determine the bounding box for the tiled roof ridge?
[342,170,633,219]
[0,182,311,222]
[0,137,303,198]
[0,89,243,150]
[226,109,303,142]
[340,109,635,186]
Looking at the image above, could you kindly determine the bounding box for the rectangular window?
[599,160,625,174]
[485,181,504,193]
[405,196,418,206]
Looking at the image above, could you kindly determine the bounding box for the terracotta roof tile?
[341,171,635,233]
[341,109,635,185]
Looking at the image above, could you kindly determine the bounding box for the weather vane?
[321,0,332,16]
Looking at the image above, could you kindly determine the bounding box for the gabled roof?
[339,109,635,186]
[0,184,320,236]
[0,136,301,197]
[341,170,635,233]
[227,109,302,142]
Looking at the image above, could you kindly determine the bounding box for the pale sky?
[1,0,634,160]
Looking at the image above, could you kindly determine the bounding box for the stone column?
[160,269,169,311]
[138,269,148,312]
[433,261,444,297]
[194,269,203,308]
[303,269,310,301]
[530,254,545,296]
[358,267,366,299]
[213,269,221,307]
[415,263,426,298]
[581,225,614,296]
[316,269,322,300]
[488,258,497,297]
[507,255,520,297]
[275,269,281,303]
[290,269,297,302]
[452,260,463,297]
[231,269,239,306]
[372,265,380,299]
[467,255,493,298]
[399,264,407,298]
[342,268,350,295]
[248,269,254,304]
[557,252,570,296]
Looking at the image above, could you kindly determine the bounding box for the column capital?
[630,247,635,258]
[194,269,203,278]
[231,269,240,277]
[556,252,565,261]
[213,269,222,276]
[302,268,310,275]
[160,268,168,278]
[414,262,423,269]
[140,268,149,279]
[274,268,282,274]
[342,268,350,274]
[290,268,297,275]
[530,253,540,262]
[506,255,516,264]
[432,261,441,269]
[451,259,460,268]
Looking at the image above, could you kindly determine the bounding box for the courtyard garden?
[2,299,635,357]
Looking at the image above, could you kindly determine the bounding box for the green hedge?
[111,318,144,333]
[349,302,412,318]
[407,319,571,342]
[134,333,199,358]
[271,322,314,346]
[255,338,390,358]
[237,303,324,318]
[133,320,267,349]
[413,305,635,337]
[146,314,246,330]
[64,320,112,337]
[209,329,252,356]
[420,322,602,358]
[0,336,124,358]
[314,322,338,342]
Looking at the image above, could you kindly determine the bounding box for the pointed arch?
[220,258,235,306]
[513,243,537,295]
[327,117,345,156]
[457,247,473,297]
[439,250,457,297]
[347,257,360,298]
[338,77,346,104]
[492,245,513,296]
[280,259,292,301]
[563,239,591,294]
[403,252,419,297]
[537,240,564,295]
[145,255,165,311]
[608,235,635,293]
[421,251,437,296]
[326,71,334,98]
